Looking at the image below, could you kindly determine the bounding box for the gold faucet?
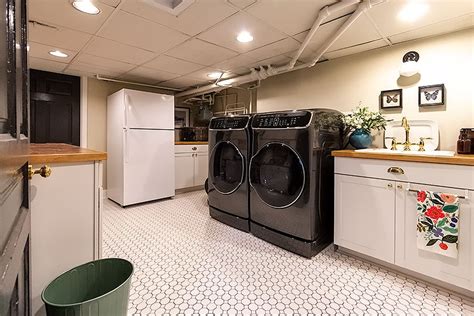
[401,117,411,151]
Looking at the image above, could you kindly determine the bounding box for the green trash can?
[42,258,134,316]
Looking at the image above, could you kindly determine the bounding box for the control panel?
[209,116,249,129]
[251,111,312,128]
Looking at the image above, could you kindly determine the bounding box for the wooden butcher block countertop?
[332,150,474,166]
[29,143,107,164]
[175,141,208,145]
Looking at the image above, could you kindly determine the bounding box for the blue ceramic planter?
[349,129,372,149]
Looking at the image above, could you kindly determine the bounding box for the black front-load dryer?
[249,109,344,257]
[208,115,251,232]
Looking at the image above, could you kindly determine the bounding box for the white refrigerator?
[107,89,175,206]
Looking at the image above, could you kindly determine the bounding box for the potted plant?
[343,106,387,149]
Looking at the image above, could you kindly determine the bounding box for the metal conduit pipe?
[176,0,385,98]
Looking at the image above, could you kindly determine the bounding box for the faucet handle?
[418,137,433,152]
[385,137,398,151]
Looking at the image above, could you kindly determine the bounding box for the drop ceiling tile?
[160,76,207,89]
[249,54,291,68]
[64,69,96,78]
[389,13,474,44]
[329,13,381,52]
[324,39,388,59]
[213,53,259,71]
[368,0,474,37]
[29,57,67,73]
[29,0,114,34]
[84,37,156,65]
[197,12,287,53]
[98,11,189,53]
[186,67,234,81]
[245,0,356,36]
[67,61,124,77]
[144,55,205,75]
[121,0,237,36]
[28,42,77,63]
[99,0,121,7]
[228,0,257,9]
[28,22,92,51]
[75,54,135,73]
[285,48,318,64]
[166,39,238,66]
[293,16,348,53]
[245,37,301,61]
[121,67,181,84]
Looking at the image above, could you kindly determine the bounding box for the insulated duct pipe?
[176,0,384,98]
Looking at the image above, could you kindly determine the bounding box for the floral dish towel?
[416,190,460,258]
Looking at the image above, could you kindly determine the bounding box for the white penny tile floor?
[103,190,474,315]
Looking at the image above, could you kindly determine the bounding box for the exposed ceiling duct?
[176,0,386,98]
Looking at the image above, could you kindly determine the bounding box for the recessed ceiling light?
[207,72,223,79]
[237,31,253,43]
[397,1,429,22]
[72,0,100,15]
[49,50,69,58]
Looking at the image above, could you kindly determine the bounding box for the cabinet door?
[194,152,208,187]
[175,153,195,189]
[395,183,473,291]
[335,175,396,263]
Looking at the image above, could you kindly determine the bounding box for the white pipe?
[95,75,184,92]
[309,1,371,66]
[288,0,361,69]
[176,0,385,98]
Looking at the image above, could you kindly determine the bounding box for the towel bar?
[406,188,468,200]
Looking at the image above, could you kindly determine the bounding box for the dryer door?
[210,141,245,195]
[249,142,305,209]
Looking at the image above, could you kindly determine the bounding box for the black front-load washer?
[208,115,251,232]
[249,109,344,257]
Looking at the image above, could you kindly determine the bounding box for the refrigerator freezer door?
[123,129,175,205]
[124,89,174,129]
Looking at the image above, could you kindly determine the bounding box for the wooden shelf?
[175,141,208,145]
[332,150,474,166]
[29,143,107,164]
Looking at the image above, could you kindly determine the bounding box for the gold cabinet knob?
[387,167,405,175]
[397,184,403,189]
[28,165,52,180]
[387,183,393,189]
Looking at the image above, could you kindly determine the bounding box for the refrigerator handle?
[124,128,129,164]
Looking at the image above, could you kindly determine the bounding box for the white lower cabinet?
[395,183,473,291]
[175,145,208,190]
[335,157,474,292]
[335,175,395,263]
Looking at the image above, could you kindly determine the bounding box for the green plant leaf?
[442,205,458,213]
[436,218,447,228]
[443,227,458,234]
[442,235,458,243]
[431,199,444,205]
[420,221,433,230]
[426,239,438,246]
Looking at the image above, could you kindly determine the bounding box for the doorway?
[30,69,80,145]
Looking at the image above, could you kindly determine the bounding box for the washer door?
[250,143,305,209]
[210,141,245,195]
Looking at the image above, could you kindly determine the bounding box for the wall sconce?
[399,51,420,77]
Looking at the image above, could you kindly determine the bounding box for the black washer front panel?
[249,143,305,209]
[209,141,244,195]
[251,111,312,129]
[209,116,249,130]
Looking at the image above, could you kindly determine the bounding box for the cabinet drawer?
[175,144,208,154]
[335,157,474,190]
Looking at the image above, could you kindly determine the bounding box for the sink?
[356,148,455,157]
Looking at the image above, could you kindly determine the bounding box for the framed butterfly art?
[419,84,445,106]
[380,89,403,109]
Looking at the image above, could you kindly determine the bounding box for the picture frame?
[175,107,190,128]
[380,89,403,109]
[419,84,445,106]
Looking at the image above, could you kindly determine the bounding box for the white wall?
[257,28,474,151]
